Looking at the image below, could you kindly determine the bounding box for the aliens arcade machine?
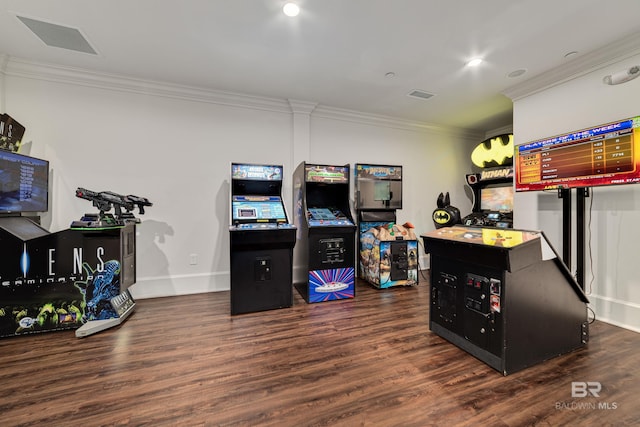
[293,162,356,303]
[462,134,514,228]
[229,163,296,315]
[354,164,418,288]
[0,149,145,338]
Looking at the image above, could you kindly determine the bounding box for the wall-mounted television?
[515,116,640,192]
[0,150,49,213]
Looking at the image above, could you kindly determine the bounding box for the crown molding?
[4,56,482,139]
[4,56,293,114]
[312,104,484,140]
[503,30,640,101]
[288,99,318,115]
[485,124,513,139]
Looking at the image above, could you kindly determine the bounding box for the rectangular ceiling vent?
[407,89,436,100]
[16,15,97,55]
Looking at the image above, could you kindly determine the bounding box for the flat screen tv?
[0,150,49,213]
[480,185,514,212]
[515,116,640,191]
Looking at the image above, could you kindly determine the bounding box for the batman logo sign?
[432,210,451,224]
[471,133,514,168]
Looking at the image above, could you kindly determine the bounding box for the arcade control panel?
[231,223,296,230]
[462,211,512,228]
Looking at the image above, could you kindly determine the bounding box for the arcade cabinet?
[229,163,296,315]
[0,150,140,338]
[421,226,589,375]
[462,167,514,228]
[354,164,418,288]
[293,162,356,303]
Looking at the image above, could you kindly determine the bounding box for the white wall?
[309,112,475,246]
[2,58,478,299]
[513,54,640,332]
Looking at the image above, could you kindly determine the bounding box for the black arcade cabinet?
[293,162,356,303]
[421,226,589,375]
[229,163,296,315]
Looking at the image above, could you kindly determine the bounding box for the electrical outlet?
[189,254,198,265]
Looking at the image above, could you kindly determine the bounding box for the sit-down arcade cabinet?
[229,163,296,315]
[462,167,514,228]
[421,226,589,375]
[354,164,418,288]
[293,162,356,303]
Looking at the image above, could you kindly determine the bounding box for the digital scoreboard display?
[515,116,640,191]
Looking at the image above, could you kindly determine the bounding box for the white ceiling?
[1,0,640,133]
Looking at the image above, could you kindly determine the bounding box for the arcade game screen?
[308,208,338,220]
[480,185,514,212]
[307,207,353,226]
[355,164,403,210]
[232,196,286,223]
[0,150,49,213]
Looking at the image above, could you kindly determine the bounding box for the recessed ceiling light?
[385,72,396,78]
[466,58,483,67]
[564,51,578,59]
[283,3,300,17]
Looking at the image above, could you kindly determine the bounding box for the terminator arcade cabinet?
[229,163,296,315]
[293,162,356,303]
[354,164,418,288]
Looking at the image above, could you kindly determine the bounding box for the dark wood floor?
[1,278,639,426]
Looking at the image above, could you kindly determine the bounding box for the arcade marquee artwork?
[0,225,128,338]
[0,113,26,152]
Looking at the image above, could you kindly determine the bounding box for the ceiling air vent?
[407,89,436,100]
[16,15,97,55]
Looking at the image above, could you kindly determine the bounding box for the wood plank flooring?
[1,277,639,426]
